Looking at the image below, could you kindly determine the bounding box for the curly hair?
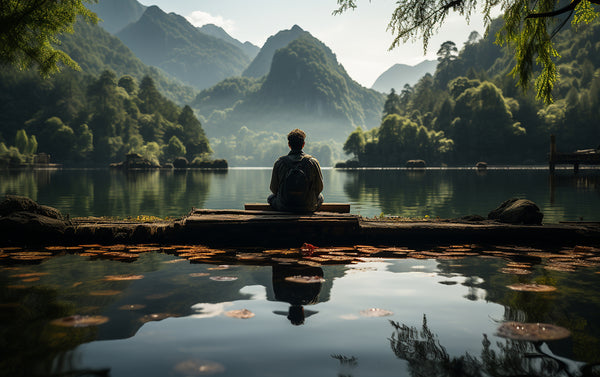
[287,129,306,150]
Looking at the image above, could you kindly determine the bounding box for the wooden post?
[549,134,556,173]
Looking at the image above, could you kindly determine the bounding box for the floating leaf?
[90,290,122,296]
[172,359,225,376]
[119,304,146,311]
[225,309,255,319]
[189,273,210,277]
[496,322,571,341]
[500,267,531,275]
[359,308,393,317]
[104,274,144,281]
[507,283,556,292]
[284,275,325,284]
[140,313,177,323]
[209,276,237,282]
[51,315,109,327]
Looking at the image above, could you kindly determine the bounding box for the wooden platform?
[244,203,350,213]
[549,135,600,173]
[183,209,359,246]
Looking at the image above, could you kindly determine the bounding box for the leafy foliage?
[333,0,600,104]
[0,0,99,75]
[0,68,210,165]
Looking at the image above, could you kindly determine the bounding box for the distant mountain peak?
[371,60,438,93]
[198,24,259,60]
[242,25,309,78]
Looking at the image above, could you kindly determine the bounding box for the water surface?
[1,167,600,222]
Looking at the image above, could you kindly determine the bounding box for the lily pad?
[51,315,109,327]
[284,275,325,284]
[104,274,144,281]
[172,359,225,376]
[209,276,237,282]
[119,304,146,310]
[496,321,571,341]
[225,309,255,319]
[507,283,557,292]
[359,308,393,317]
[140,313,177,323]
[89,290,122,296]
[189,272,210,277]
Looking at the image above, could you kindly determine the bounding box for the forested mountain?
[199,24,260,60]
[59,18,197,105]
[342,18,600,166]
[86,0,147,34]
[117,6,250,90]
[372,60,438,93]
[242,25,308,78]
[196,33,384,140]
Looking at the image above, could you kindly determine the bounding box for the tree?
[333,0,600,103]
[383,88,402,117]
[343,127,366,158]
[0,0,99,75]
[437,41,458,64]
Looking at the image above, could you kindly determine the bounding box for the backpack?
[280,157,311,207]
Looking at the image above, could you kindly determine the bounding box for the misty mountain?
[196,32,384,140]
[86,0,147,34]
[242,25,309,78]
[58,18,197,104]
[371,60,438,93]
[116,6,250,90]
[198,24,260,60]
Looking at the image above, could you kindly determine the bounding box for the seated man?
[268,129,324,212]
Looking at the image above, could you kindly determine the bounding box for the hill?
[242,25,308,78]
[198,24,260,60]
[371,60,438,93]
[117,6,250,90]
[196,32,384,141]
[58,18,197,105]
[86,0,147,34]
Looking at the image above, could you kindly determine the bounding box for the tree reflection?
[389,315,600,377]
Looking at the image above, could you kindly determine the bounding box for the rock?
[0,196,70,245]
[476,162,487,170]
[0,195,64,219]
[173,157,188,169]
[460,214,486,222]
[406,160,426,169]
[488,198,543,225]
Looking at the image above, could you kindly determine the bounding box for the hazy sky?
[138,0,500,88]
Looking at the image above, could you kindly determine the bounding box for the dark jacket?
[269,150,324,211]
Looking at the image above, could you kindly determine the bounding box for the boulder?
[476,162,487,171]
[0,195,69,245]
[173,157,189,169]
[488,198,543,225]
[406,160,426,169]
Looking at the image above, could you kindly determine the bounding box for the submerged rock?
[488,198,544,225]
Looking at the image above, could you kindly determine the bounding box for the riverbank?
[2,204,600,248]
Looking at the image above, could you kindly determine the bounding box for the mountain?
[116,6,250,90]
[198,24,260,60]
[58,18,197,104]
[242,25,308,78]
[371,60,438,93]
[196,32,385,140]
[86,0,147,34]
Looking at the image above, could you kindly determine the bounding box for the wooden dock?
[549,134,600,173]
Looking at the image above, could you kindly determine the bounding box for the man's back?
[269,151,323,212]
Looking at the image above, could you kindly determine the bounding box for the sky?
[138,0,501,88]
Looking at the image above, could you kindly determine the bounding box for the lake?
[2,168,600,376]
[1,167,600,222]
[1,247,599,377]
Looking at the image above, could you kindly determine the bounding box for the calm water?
[1,250,599,377]
[1,167,600,222]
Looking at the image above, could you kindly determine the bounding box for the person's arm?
[270,159,280,194]
[312,158,324,193]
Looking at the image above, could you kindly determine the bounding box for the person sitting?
[268,129,324,212]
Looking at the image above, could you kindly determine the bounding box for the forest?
[342,18,600,166]
[0,69,210,167]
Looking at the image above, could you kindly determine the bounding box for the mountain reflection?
[389,315,599,377]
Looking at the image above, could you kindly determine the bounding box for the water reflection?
[389,315,598,377]
[272,265,323,325]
